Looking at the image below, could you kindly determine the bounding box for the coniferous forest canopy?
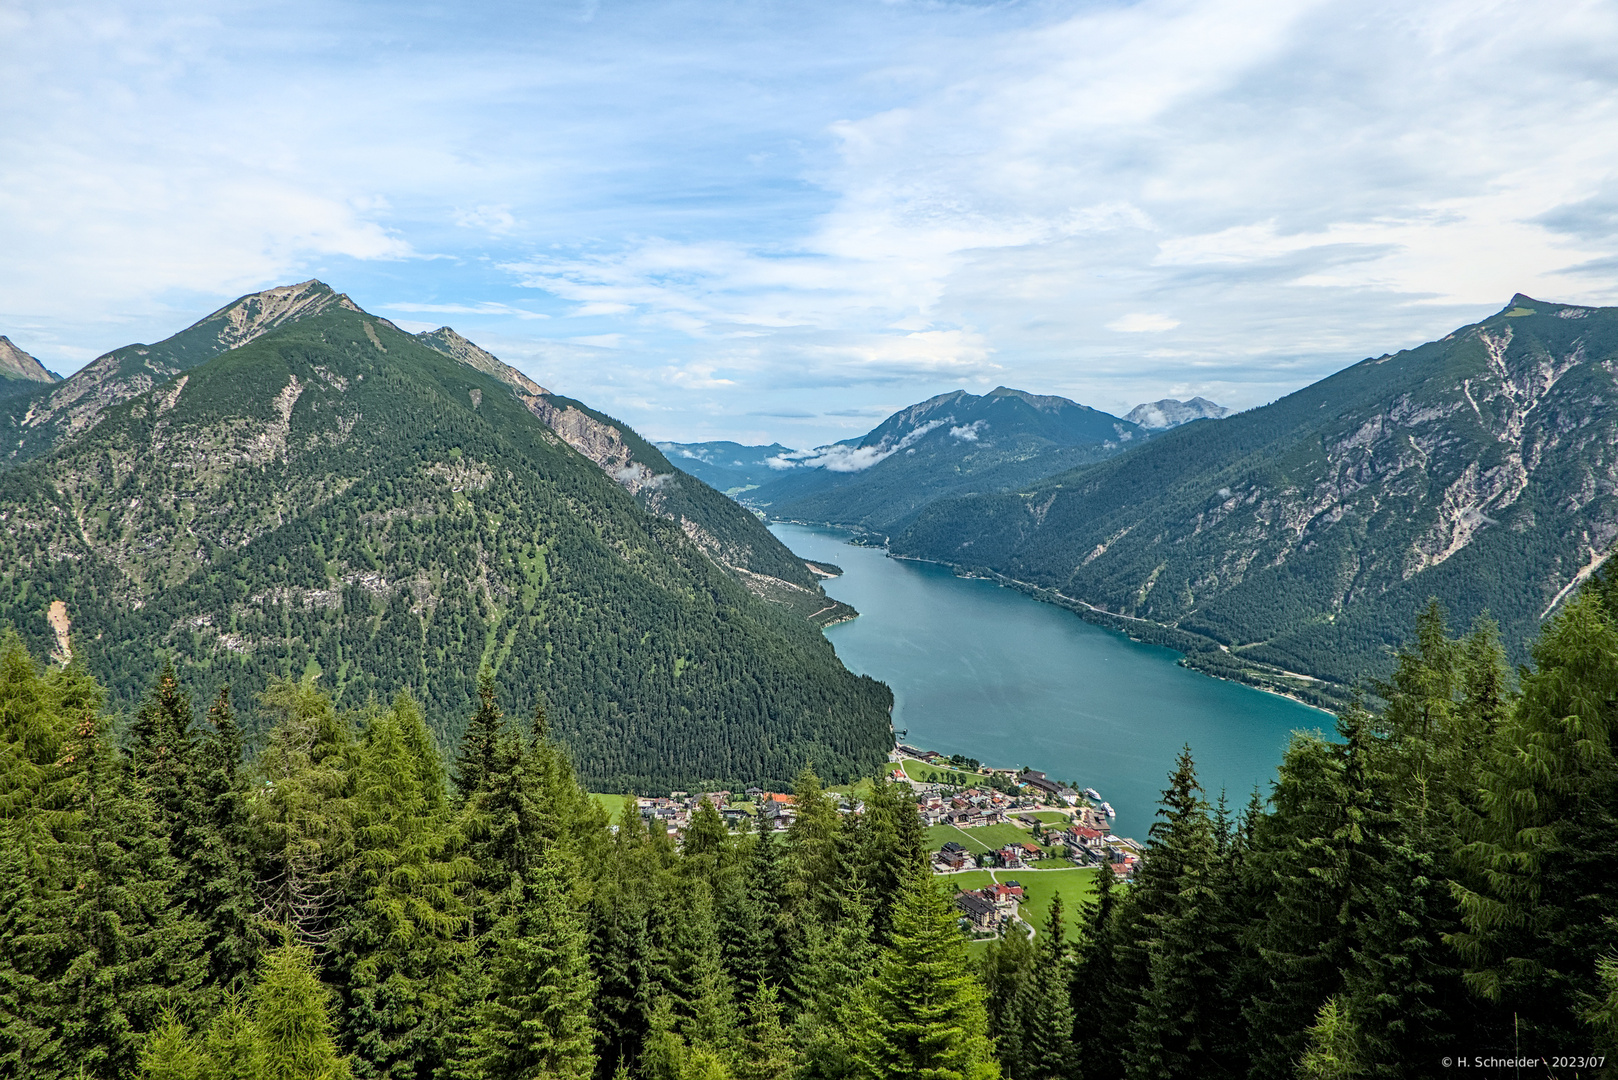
[4,571,1618,1079]
[0,286,893,793]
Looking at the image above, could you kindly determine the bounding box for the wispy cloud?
[3,0,1617,443]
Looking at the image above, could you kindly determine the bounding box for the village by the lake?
[624,741,1144,945]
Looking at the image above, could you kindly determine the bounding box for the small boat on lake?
[1082,787,1102,802]
[1100,802,1117,819]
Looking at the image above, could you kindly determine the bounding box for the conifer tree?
[139,1011,205,1080]
[254,939,354,1080]
[334,693,470,1079]
[1124,748,1227,1080]
[1071,853,1124,1079]
[35,705,205,1079]
[736,981,794,1080]
[252,676,355,947]
[787,766,841,923]
[470,845,598,1080]
[855,868,1000,1080]
[1452,592,1618,1054]
[1240,732,1354,1080]
[454,670,504,804]
[191,686,258,990]
[980,921,1034,1069]
[857,774,926,946]
[1296,996,1365,1080]
[129,662,199,849]
[716,822,770,1002]
[795,830,879,1080]
[1006,896,1076,1080]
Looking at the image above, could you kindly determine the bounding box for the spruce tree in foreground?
[471,846,598,1080]
[856,868,1000,1080]
[253,940,354,1080]
[1452,592,1618,1056]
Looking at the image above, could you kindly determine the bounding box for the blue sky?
[5,0,1618,446]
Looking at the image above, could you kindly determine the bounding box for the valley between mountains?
[676,295,1618,705]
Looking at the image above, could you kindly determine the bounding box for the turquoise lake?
[771,523,1333,837]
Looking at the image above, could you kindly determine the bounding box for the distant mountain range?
[669,388,1231,535]
[0,282,891,791]
[654,440,799,495]
[890,294,1618,699]
[1125,396,1230,429]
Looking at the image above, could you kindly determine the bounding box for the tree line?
[3,574,1618,1078]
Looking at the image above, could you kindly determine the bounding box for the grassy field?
[591,792,629,824]
[925,822,1041,855]
[1024,810,1071,824]
[942,867,1097,945]
[900,759,985,785]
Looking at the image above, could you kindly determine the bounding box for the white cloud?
[1107,314,1181,333]
[768,417,952,472]
[949,420,985,441]
[5,0,1618,444]
[453,205,517,233]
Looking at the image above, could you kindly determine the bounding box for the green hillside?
[748,386,1147,534]
[0,291,892,791]
[894,295,1618,693]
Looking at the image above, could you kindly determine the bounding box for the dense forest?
[0,292,892,792]
[4,568,1618,1078]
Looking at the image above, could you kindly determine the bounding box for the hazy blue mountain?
[0,284,889,791]
[656,440,798,494]
[894,294,1618,696]
[1124,396,1230,429]
[747,386,1147,534]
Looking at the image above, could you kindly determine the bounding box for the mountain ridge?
[0,285,889,789]
[892,293,1618,697]
[742,385,1149,533]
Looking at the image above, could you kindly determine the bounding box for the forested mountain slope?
[749,386,1147,533]
[0,291,891,790]
[894,295,1618,689]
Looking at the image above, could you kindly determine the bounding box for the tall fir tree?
[1452,592,1618,1056]
[37,706,204,1078]
[333,693,470,1080]
[1007,895,1076,1080]
[251,676,356,948]
[454,670,504,805]
[855,868,1000,1080]
[469,845,599,1080]
[191,686,259,990]
[253,939,354,1080]
[1124,748,1229,1080]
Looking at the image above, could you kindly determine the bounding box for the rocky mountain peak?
[1124,397,1230,429]
[0,335,57,384]
[193,279,361,351]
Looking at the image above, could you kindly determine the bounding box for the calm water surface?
[772,523,1332,837]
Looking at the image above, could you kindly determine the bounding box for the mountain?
[2,280,358,461]
[747,386,1147,534]
[1124,396,1230,429]
[0,284,891,791]
[0,336,60,401]
[656,440,798,495]
[892,295,1618,700]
